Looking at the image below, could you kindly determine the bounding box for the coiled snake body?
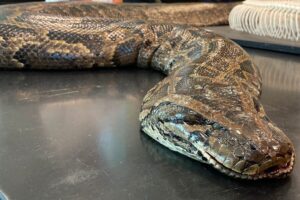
[0,2,295,180]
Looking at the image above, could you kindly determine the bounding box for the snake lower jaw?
[205,150,295,180]
[141,117,295,180]
[259,153,295,179]
[140,102,295,180]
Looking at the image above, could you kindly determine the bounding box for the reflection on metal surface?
[249,50,300,92]
[0,69,163,103]
[0,191,8,200]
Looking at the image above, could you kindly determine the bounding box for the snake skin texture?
[0,2,295,180]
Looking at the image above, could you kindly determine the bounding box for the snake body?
[0,2,295,180]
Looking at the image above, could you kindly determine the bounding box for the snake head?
[194,114,295,180]
[140,96,295,180]
[140,56,294,180]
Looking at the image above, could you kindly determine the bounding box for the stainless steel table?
[0,47,299,199]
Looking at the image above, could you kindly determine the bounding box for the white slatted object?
[229,0,300,41]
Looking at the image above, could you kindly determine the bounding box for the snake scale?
[0,1,295,180]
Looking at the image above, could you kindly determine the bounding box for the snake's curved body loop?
[0,2,295,179]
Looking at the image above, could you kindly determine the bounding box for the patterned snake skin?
[0,2,295,180]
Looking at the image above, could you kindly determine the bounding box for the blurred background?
[0,0,242,5]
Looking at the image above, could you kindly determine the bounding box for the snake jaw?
[204,148,295,180]
[200,127,296,180]
[142,118,295,180]
[140,99,295,180]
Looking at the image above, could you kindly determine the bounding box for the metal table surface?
[0,47,299,200]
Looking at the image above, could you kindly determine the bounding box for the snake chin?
[203,150,295,180]
[141,119,295,180]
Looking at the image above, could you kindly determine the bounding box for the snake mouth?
[202,150,295,180]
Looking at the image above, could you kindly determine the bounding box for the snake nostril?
[265,155,271,160]
[250,144,256,151]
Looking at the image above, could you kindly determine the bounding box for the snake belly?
[0,2,295,180]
